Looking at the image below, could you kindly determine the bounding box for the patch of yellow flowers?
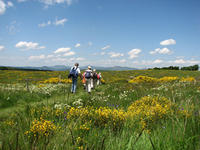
[67,95,191,132]
[67,106,125,130]
[129,75,196,84]
[25,119,57,137]
[128,76,157,83]
[101,79,106,84]
[180,77,196,82]
[3,120,15,127]
[39,77,72,84]
[158,76,179,83]
[127,96,173,130]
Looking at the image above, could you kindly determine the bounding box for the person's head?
[75,63,79,67]
[93,69,96,72]
[88,66,91,70]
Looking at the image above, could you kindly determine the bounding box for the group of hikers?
[68,63,102,94]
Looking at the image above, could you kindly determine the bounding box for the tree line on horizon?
[151,64,199,71]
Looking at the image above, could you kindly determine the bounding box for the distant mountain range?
[0,65,138,71]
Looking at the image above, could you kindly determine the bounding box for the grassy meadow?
[0,69,200,150]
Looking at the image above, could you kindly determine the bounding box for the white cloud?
[128,49,141,59]
[47,54,54,58]
[119,59,126,63]
[39,0,72,6]
[0,0,6,15]
[75,43,80,48]
[54,18,67,26]
[0,45,5,51]
[76,57,85,61]
[15,41,45,50]
[169,59,200,65]
[63,51,75,56]
[28,55,45,60]
[38,21,51,27]
[6,21,20,34]
[7,1,14,7]
[108,52,124,58]
[101,45,110,50]
[153,59,163,64]
[0,0,14,15]
[52,58,67,62]
[17,0,27,2]
[160,39,176,46]
[54,47,71,53]
[187,60,200,64]
[173,59,186,64]
[150,48,172,55]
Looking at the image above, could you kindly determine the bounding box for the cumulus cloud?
[108,52,124,58]
[128,49,141,59]
[173,59,186,64]
[119,59,126,63]
[6,21,20,34]
[47,54,54,58]
[76,57,85,61]
[16,41,45,50]
[150,48,172,55]
[0,0,6,15]
[160,39,176,46]
[7,1,13,7]
[54,18,67,26]
[153,59,163,64]
[75,43,80,48]
[168,59,200,66]
[17,0,27,2]
[101,45,110,50]
[0,0,14,15]
[54,47,71,53]
[38,21,51,27]
[63,51,75,56]
[0,45,5,51]
[39,0,72,6]
[38,18,68,27]
[28,55,45,60]
[52,58,67,62]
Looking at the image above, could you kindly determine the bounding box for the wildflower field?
[0,69,200,150]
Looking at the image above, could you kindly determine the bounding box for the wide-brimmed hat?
[88,66,91,69]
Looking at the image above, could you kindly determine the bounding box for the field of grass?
[0,69,200,150]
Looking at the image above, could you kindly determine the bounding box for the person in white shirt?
[84,66,93,93]
[69,63,81,93]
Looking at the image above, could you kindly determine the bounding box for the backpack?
[97,74,100,79]
[93,72,97,79]
[68,67,78,78]
[85,71,91,79]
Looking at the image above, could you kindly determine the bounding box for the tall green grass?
[0,70,200,149]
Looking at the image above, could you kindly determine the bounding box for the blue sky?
[0,0,200,68]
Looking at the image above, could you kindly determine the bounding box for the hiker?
[84,66,93,93]
[97,72,101,85]
[68,63,81,93]
[92,69,98,89]
[82,72,86,89]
